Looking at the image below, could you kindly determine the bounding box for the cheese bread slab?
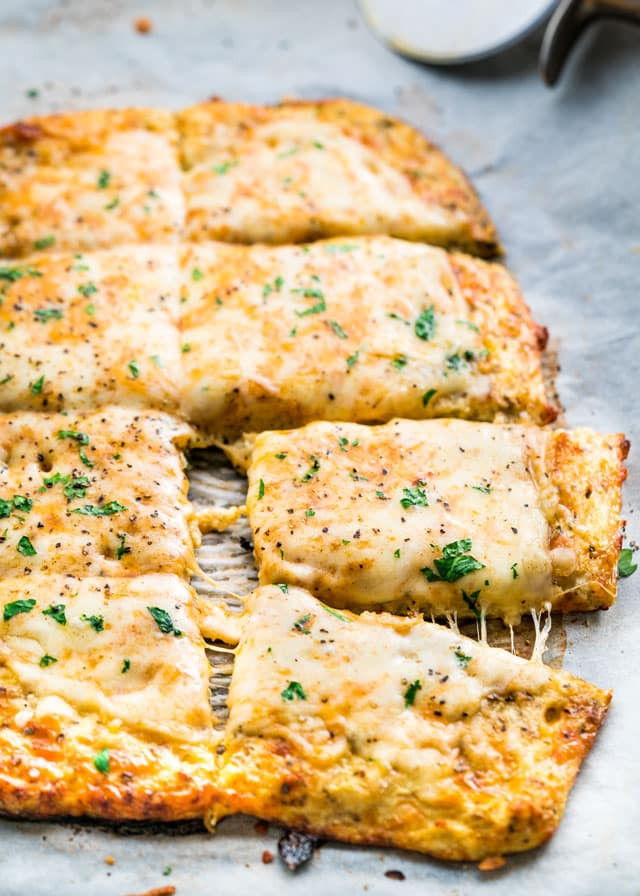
[0,574,219,820]
[0,108,184,257]
[209,585,610,861]
[178,99,498,254]
[0,246,182,414]
[0,408,199,578]
[246,419,628,623]
[180,236,555,438]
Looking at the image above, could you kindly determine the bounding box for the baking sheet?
[0,1,639,893]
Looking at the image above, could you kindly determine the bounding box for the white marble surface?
[0,2,638,893]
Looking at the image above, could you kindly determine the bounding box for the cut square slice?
[177,99,498,254]
[0,407,199,578]
[0,108,184,256]
[0,573,219,821]
[0,245,183,414]
[246,419,628,624]
[180,237,555,439]
[210,585,611,861]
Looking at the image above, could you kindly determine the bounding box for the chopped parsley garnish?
[391,354,407,369]
[456,318,480,333]
[33,235,55,250]
[422,539,485,583]
[462,589,482,619]
[77,282,97,298]
[404,680,422,707]
[79,447,94,468]
[446,352,473,371]
[181,343,191,353]
[0,499,12,517]
[34,307,63,323]
[294,294,326,316]
[301,455,320,482]
[281,680,306,701]
[104,196,119,210]
[191,267,204,281]
[257,478,265,500]
[422,389,437,407]
[511,562,519,580]
[43,603,67,625]
[394,548,401,558]
[262,276,284,298]
[454,646,472,668]
[0,266,42,282]
[400,484,428,508]
[39,472,69,492]
[618,548,637,578]
[387,311,410,325]
[312,140,324,149]
[212,160,238,175]
[39,654,58,667]
[414,306,436,341]
[17,535,36,556]
[350,471,368,481]
[319,602,350,622]
[472,485,491,494]
[293,613,311,634]
[10,495,32,514]
[375,490,387,500]
[97,169,111,189]
[121,658,131,673]
[62,475,90,501]
[93,749,110,774]
[81,613,104,632]
[117,532,129,560]
[329,320,348,339]
[147,606,182,637]
[128,360,140,379]
[276,583,289,593]
[57,429,89,445]
[30,375,44,395]
[0,374,13,385]
[275,452,287,460]
[346,350,360,368]
[85,303,95,314]
[71,501,126,516]
[305,508,315,517]
[3,598,36,621]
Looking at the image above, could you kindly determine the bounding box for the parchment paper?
[0,2,638,893]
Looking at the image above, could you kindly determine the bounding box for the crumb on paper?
[123,886,176,896]
[135,17,152,34]
[104,855,115,866]
[262,850,274,864]
[254,819,269,835]
[384,869,405,881]
[478,855,506,871]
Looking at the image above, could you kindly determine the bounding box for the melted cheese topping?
[180,237,550,437]
[212,585,610,860]
[0,109,184,256]
[0,246,182,413]
[0,574,212,743]
[0,407,198,577]
[248,419,561,625]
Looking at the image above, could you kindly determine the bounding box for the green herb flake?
[422,389,437,408]
[0,266,42,283]
[375,490,387,500]
[294,295,326,317]
[39,654,58,667]
[293,613,311,634]
[17,536,36,556]
[79,447,94,468]
[191,267,204,281]
[305,508,315,517]
[163,867,172,877]
[281,680,307,701]
[3,598,36,621]
[456,318,480,333]
[472,485,491,494]
[618,548,637,578]
[258,478,265,500]
[392,354,408,369]
[400,484,428,508]
[422,539,485,583]
[147,605,182,637]
[0,374,13,385]
[276,583,289,593]
[97,169,111,189]
[57,428,89,445]
[0,498,12,517]
[329,320,348,339]
[93,748,110,774]
[454,646,472,668]
[181,343,191,353]
[128,360,140,379]
[77,282,97,298]
[104,196,119,210]
[43,603,67,625]
[511,562,519,580]
[394,548,401,558]
[387,312,410,325]
[85,303,96,315]
[81,613,104,632]
[415,306,436,341]
[121,658,131,673]
[71,501,126,517]
[12,495,32,513]
[30,374,45,395]
[212,160,238,175]
[461,589,482,619]
[117,532,129,561]
[62,475,90,501]
[34,307,63,323]
[404,679,422,707]
[301,455,320,482]
[275,452,287,460]
[33,235,55,251]
[346,350,360,368]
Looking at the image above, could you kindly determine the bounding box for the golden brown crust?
[544,430,629,611]
[178,98,499,254]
